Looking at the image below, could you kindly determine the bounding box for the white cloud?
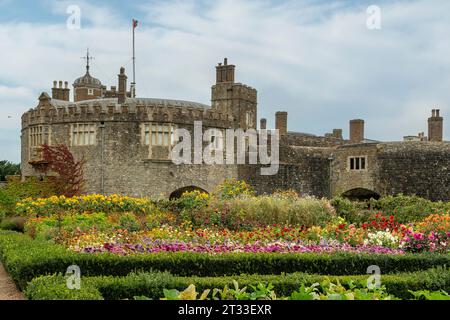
[0,0,449,162]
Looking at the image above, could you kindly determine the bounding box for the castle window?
[29,125,51,160]
[29,126,44,148]
[349,156,367,171]
[144,123,176,146]
[72,123,96,146]
[87,88,94,95]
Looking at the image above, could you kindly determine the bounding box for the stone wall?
[240,143,332,197]
[331,143,380,196]
[332,141,450,201]
[376,142,450,201]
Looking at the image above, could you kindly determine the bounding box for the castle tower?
[349,119,364,143]
[73,49,103,102]
[428,109,443,142]
[211,58,257,129]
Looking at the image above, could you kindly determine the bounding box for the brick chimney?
[350,119,364,143]
[118,67,127,104]
[428,109,443,142]
[51,80,70,101]
[275,111,288,135]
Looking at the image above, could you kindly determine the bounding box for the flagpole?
[132,19,136,98]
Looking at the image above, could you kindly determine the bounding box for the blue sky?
[0,0,449,162]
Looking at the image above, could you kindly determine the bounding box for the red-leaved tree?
[39,144,85,197]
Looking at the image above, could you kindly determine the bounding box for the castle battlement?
[22,96,234,129]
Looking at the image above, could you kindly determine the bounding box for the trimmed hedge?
[25,267,450,300]
[2,231,450,291]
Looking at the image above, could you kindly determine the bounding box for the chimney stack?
[216,58,235,84]
[51,80,70,101]
[428,109,443,142]
[332,129,343,140]
[275,111,288,135]
[260,118,267,130]
[350,119,364,143]
[118,67,127,104]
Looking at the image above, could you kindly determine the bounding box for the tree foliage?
[0,160,20,181]
[40,144,85,197]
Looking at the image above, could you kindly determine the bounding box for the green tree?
[0,161,21,181]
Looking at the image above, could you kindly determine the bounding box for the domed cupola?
[73,49,103,102]
[74,71,102,87]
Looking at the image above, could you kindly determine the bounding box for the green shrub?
[213,179,255,200]
[118,213,141,232]
[370,194,450,223]
[24,267,450,300]
[0,216,26,232]
[187,194,335,230]
[3,231,450,290]
[330,196,369,223]
[24,212,115,240]
[0,179,55,217]
[25,274,103,300]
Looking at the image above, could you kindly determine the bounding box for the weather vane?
[81,48,94,73]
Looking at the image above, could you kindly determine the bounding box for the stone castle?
[21,57,450,201]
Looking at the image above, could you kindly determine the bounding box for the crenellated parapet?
[22,96,234,130]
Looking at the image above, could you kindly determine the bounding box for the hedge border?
[1,231,450,291]
[25,267,450,300]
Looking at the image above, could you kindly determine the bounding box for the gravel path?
[0,263,25,300]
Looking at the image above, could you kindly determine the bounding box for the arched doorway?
[342,188,380,201]
[169,186,209,200]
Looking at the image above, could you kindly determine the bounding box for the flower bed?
[16,194,157,217]
[80,240,403,255]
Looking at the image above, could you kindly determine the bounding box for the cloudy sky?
[0,0,449,162]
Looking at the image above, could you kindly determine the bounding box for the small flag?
[133,19,138,29]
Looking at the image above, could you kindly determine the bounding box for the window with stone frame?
[29,125,50,160]
[71,123,96,146]
[87,88,94,95]
[143,123,176,146]
[348,156,367,171]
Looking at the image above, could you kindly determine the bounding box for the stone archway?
[169,186,209,200]
[342,188,380,201]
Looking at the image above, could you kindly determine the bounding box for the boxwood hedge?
[1,231,450,291]
[25,267,450,300]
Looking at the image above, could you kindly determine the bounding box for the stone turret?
[211,58,257,129]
